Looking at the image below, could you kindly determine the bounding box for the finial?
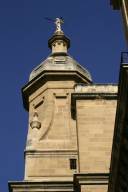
[46,17,70,52]
[45,17,64,34]
[54,18,64,33]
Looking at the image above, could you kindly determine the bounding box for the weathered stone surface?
[76,98,117,173]
[25,80,78,180]
[10,27,118,192]
[24,83,117,186]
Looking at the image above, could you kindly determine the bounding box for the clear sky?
[0,0,127,191]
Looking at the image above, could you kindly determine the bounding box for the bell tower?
[9,18,93,192]
[9,18,117,192]
[23,18,92,182]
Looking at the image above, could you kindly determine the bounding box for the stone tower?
[9,19,117,192]
[22,18,92,182]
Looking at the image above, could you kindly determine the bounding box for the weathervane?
[55,18,64,32]
[45,17,64,32]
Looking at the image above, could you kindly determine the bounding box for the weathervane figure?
[45,17,64,32]
[54,18,64,32]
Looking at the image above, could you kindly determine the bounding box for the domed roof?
[23,24,93,111]
[29,54,92,82]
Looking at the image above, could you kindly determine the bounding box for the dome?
[29,54,92,82]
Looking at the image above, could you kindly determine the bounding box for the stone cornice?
[22,70,92,111]
[24,149,78,156]
[73,173,109,192]
[8,173,109,192]
[8,181,74,192]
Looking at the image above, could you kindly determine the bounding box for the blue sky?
[0,0,126,191]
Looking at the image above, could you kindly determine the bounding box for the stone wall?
[76,99,117,173]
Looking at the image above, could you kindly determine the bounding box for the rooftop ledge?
[71,84,118,119]
[74,84,118,93]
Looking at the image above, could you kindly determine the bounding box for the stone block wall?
[76,99,117,173]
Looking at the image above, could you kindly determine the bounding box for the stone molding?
[9,173,109,192]
[22,71,92,111]
[8,181,74,192]
[73,173,109,192]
